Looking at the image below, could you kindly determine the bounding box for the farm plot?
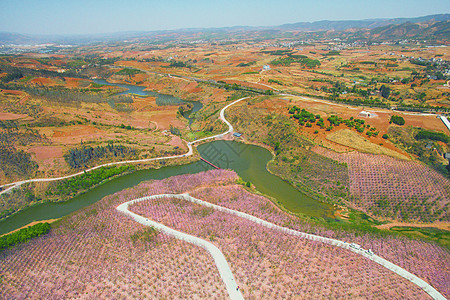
[314,147,450,223]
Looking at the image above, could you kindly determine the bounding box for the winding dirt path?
[118,193,446,300]
[0,97,249,195]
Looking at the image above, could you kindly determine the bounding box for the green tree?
[380,85,391,99]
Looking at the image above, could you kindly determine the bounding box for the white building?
[358,110,378,118]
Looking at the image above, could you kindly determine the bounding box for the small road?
[438,115,450,131]
[281,93,447,119]
[0,97,249,195]
[118,193,446,300]
[187,97,249,145]
[117,195,244,300]
[167,74,195,83]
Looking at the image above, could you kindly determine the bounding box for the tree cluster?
[0,63,82,81]
[389,115,405,126]
[169,125,181,136]
[0,145,38,178]
[25,86,133,105]
[415,130,449,143]
[379,85,391,99]
[64,144,136,169]
[49,165,132,197]
[271,55,321,68]
[0,223,50,251]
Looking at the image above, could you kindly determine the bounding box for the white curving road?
[186,97,249,145]
[118,193,446,300]
[117,195,244,300]
[0,97,249,195]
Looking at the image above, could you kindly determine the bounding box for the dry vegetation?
[326,128,409,159]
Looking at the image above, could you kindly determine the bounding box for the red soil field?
[52,125,103,138]
[149,110,186,130]
[0,89,26,96]
[38,125,109,145]
[63,77,84,88]
[30,77,55,86]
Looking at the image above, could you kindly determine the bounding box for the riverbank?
[0,219,59,237]
[376,221,450,231]
[0,154,201,235]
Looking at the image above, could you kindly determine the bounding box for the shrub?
[0,145,39,178]
[380,85,391,99]
[115,68,144,76]
[390,115,405,126]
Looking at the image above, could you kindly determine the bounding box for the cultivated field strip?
[118,193,446,300]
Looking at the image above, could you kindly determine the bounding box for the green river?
[0,141,334,235]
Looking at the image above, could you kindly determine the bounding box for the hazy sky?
[0,0,449,35]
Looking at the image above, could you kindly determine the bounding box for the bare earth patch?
[29,77,55,86]
[166,135,186,148]
[0,219,59,237]
[376,221,450,231]
[42,125,107,144]
[0,112,29,120]
[28,146,64,161]
[149,110,186,130]
[63,77,85,88]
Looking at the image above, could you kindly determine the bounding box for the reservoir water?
[92,79,202,125]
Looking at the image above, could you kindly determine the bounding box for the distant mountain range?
[0,14,448,45]
[369,20,450,40]
[277,14,449,31]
